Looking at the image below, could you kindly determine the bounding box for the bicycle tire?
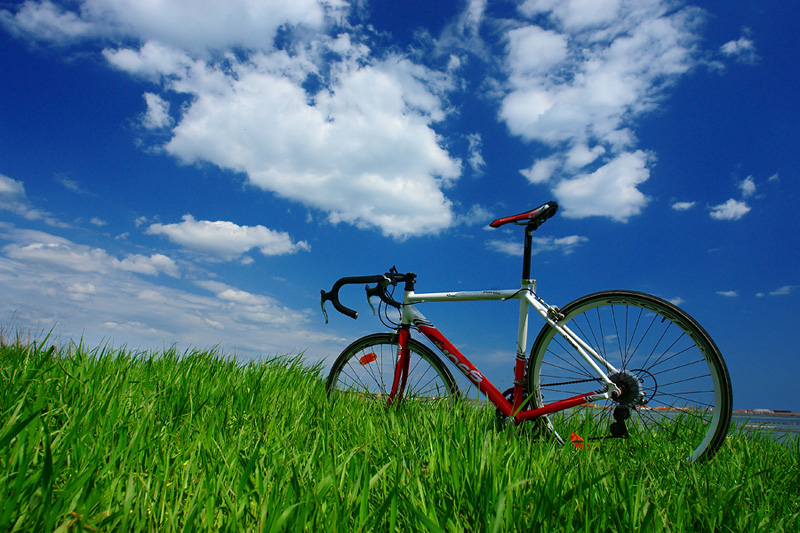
[326,333,460,404]
[527,290,732,463]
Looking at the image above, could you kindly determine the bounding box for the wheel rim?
[529,292,730,462]
[328,336,457,404]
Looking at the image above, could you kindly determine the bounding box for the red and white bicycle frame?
[388,280,623,421]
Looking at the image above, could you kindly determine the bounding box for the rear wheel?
[326,333,459,405]
[527,291,732,463]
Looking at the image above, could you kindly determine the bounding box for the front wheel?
[527,291,732,463]
[326,333,460,405]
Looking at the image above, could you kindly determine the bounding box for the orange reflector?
[359,353,377,365]
[570,432,585,450]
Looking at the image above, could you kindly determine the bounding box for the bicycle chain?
[540,377,601,388]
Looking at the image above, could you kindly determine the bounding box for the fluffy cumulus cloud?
[707,176,756,221]
[503,0,704,220]
[146,215,310,260]
[149,51,461,238]
[1,0,736,232]
[552,151,651,221]
[709,199,750,221]
[2,0,460,239]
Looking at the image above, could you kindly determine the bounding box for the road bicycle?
[321,201,733,463]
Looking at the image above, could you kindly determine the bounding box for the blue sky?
[1,0,797,411]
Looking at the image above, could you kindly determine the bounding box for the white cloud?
[56,175,92,195]
[0,174,52,222]
[146,214,310,260]
[739,176,756,198]
[716,290,738,297]
[1,1,724,232]
[0,174,27,208]
[148,50,461,239]
[769,285,797,296]
[501,0,703,221]
[671,201,696,211]
[505,25,568,77]
[455,204,493,227]
[119,253,180,277]
[565,144,606,170]
[553,151,650,221]
[520,0,622,31]
[141,92,172,129]
[0,0,95,42]
[2,0,340,53]
[466,133,486,174]
[533,235,588,255]
[486,239,523,256]
[67,282,97,301]
[502,2,700,146]
[0,228,179,278]
[194,280,308,327]
[4,1,462,239]
[3,241,180,278]
[487,234,587,256]
[0,227,336,357]
[720,32,758,65]
[0,175,70,228]
[521,157,559,185]
[433,0,488,58]
[709,199,750,221]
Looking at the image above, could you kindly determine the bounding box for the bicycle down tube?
[397,282,621,420]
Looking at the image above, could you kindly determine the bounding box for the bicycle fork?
[386,327,411,406]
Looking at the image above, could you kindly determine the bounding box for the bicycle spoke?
[529,291,731,463]
[327,333,459,407]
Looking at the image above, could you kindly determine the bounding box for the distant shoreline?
[733,409,800,417]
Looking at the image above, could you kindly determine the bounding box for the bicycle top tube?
[320,201,557,322]
[403,286,531,305]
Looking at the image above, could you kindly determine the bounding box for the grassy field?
[1,339,798,532]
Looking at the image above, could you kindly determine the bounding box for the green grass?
[1,339,798,532]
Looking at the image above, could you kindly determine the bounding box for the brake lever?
[365,276,392,316]
[320,295,329,324]
[366,286,377,316]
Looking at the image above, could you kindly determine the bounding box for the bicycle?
[321,201,733,463]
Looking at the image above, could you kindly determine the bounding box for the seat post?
[521,223,535,281]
